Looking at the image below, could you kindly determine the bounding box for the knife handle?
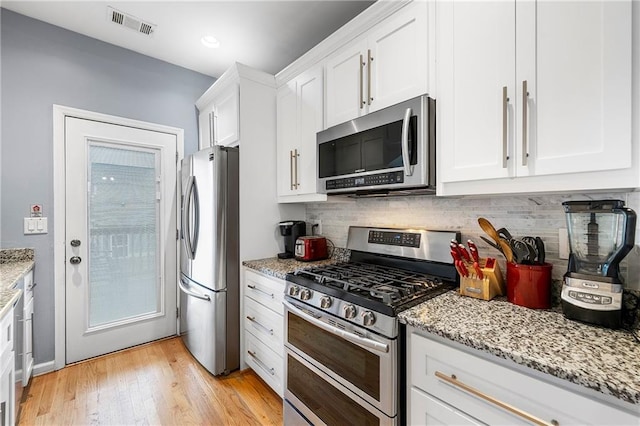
[473,261,484,280]
[458,244,471,262]
[469,245,479,263]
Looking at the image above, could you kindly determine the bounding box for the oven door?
[283,300,397,425]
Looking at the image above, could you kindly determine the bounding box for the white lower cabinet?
[243,268,285,397]
[0,305,14,426]
[407,327,638,426]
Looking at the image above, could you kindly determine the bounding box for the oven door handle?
[284,301,389,354]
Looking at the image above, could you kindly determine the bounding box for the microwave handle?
[401,107,414,176]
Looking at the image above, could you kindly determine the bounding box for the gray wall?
[0,9,214,365]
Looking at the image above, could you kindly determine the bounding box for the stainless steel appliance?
[317,95,435,196]
[179,146,239,375]
[283,227,459,425]
[561,200,636,329]
[278,220,306,259]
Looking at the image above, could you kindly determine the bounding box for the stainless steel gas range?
[283,226,460,425]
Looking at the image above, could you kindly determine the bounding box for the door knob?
[70,239,81,247]
[69,256,82,265]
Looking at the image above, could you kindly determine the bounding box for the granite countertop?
[0,248,35,319]
[242,248,351,279]
[399,291,640,407]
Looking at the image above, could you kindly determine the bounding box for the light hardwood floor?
[18,337,283,425]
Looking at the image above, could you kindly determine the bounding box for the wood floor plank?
[19,337,283,425]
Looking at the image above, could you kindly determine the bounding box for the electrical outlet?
[559,228,569,259]
[308,219,322,236]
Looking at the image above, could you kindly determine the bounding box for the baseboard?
[33,360,56,376]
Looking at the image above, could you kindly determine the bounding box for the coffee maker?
[561,200,636,328]
[278,221,306,259]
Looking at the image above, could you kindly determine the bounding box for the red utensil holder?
[506,262,553,309]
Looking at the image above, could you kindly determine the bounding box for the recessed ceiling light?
[201,35,220,49]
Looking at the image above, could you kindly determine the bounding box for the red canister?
[506,262,553,309]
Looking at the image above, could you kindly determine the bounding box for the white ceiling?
[2,0,375,77]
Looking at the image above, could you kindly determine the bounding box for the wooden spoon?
[478,217,501,244]
[499,239,514,263]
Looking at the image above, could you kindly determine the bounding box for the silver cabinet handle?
[247,284,274,299]
[435,371,558,426]
[293,148,300,189]
[290,150,295,190]
[502,86,509,168]
[246,316,274,335]
[359,54,365,108]
[209,111,214,147]
[179,277,211,301]
[522,80,529,166]
[247,350,275,376]
[401,107,414,176]
[367,49,373,105]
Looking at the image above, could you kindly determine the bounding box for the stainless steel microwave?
[317,95,435,196]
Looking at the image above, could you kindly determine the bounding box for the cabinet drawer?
[0,307,13,358]
[245,331,284,397]
[23,270,34,304]
[410,387,482,426]
[244,297,284,357]
[244,269,285,314]
[410,331,638,425]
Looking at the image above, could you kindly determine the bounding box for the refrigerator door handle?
[183,176,199,259]
[179,277,211,301]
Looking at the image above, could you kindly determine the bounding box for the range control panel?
[326,171,404,191]
[368,230,421,248]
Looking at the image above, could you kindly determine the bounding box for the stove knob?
[299,289,312,301]
[320,296,333,309]
[288,286,299,297]
[343,304,357,319]
[362,311,376,326]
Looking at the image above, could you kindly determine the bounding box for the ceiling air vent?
[107,6,156,37]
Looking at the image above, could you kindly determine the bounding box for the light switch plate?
[24,217,48,234]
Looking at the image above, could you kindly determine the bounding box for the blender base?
[561,299,621,329]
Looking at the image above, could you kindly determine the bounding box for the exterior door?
[65,117,177,363]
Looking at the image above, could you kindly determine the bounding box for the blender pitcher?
[563,200,636,279]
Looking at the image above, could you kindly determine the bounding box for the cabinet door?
[410,387,483,426]
[276,81,298,197]
[518,0,632,177]
[437,1,515,183]
[295,67,323,195]
[214,84,240,147]
[198,107,214,149]
[0,352,15,426]
[325,40,367,128]
[368,1,428,113]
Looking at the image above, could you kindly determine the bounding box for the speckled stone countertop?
[399,291,640,407]
[242,248,351,279]
[0,248,34,319]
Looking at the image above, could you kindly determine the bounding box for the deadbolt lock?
[70,256,82,265]
[70,239,81,247]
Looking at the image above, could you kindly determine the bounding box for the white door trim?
[53,105,184,371]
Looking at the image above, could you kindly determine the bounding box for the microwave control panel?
[325,171,404,191]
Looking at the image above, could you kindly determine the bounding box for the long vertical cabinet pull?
[294,149,300,189]
[290,150,295,190]
[359,54,365,108]
[367,49,373,105]
[502,86,509,168]
[208,111,215,147]
[522,80,529,166]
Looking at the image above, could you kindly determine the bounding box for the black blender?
[561,200,636,328]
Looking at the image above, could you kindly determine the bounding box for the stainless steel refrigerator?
[179,146,239,375]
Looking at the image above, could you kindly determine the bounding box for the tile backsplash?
[306,190,640,291]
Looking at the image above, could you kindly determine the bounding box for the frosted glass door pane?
[88,144,160,327]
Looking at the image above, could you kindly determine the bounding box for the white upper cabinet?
[438,0,634,194]
[197,75,240,148]
[325,1,429,128]
[277,67,327,202]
